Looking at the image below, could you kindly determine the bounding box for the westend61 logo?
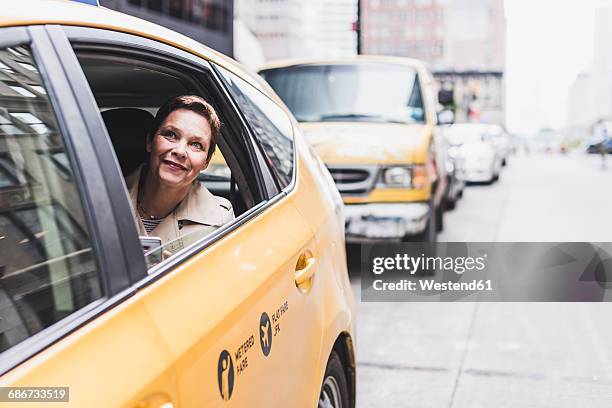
[372,253,487,275]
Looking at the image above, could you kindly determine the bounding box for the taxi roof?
[0,0,269,95]
[259,55,430,73]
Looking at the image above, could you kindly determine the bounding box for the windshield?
[260,63,425,124]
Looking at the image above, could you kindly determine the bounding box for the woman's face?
[147,108,212,189]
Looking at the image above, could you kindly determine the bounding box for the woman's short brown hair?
[149,95,221,161]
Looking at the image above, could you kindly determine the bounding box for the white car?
[484,124,512,166]
[445,124,503,183]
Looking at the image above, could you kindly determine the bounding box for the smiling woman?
[125,95,235,248]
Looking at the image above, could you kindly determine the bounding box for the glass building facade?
[101,0,234,56]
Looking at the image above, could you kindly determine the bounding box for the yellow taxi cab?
[0,1,356,407]
[259,56,449,243]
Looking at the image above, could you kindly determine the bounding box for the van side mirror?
[438,88,454,106]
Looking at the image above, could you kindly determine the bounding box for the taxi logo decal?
[217,350,235,401]
[259,312,273,356]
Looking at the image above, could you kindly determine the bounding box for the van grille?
[326,165,379,195]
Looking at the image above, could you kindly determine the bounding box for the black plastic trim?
[46,25,148,284]
[29,25,131,295]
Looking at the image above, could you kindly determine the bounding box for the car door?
[58,26,325,406]
[0,26,179,408]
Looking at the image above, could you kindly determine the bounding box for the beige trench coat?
[126,165,234,254]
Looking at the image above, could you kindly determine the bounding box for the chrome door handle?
[294,250,316,292]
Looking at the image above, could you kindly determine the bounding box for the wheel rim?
[318,375,342,408]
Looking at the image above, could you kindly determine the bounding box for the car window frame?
[0,26,133,375]
[61,25,275,199]
[56,25,287,287]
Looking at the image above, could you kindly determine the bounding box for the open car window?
[71,45,266,271]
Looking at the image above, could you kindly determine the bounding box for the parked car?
[259,56,449,242]
[0,2,356,407]
[586,138,612,154]
[445,124,503,184]
[484,124,512,166]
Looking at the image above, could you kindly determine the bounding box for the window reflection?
[217,66,294,189]
[0,46,101,354]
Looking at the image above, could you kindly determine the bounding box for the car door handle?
[294,250,316,292]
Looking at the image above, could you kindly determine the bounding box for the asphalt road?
[350,152,612,407]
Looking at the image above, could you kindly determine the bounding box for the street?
[351,152,612,407]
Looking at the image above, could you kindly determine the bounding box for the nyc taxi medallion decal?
[217,350,234,401]
[216,300,290,401]
[259,312,272,356]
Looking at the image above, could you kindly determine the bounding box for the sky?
[504,0,612,135]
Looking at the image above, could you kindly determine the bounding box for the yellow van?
[0,1,355,407]
[260,57,449,242]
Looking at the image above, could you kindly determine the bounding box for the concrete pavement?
[351,152,612,407]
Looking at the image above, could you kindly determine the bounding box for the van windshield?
[260,63,425,124]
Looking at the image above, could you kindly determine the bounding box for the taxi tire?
[435,200,444,232]
[319,351,349,408]
[402,199,437,244]
[446,196,457,211]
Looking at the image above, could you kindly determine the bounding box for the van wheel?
[402,200,437,244]
[318,351,349,408]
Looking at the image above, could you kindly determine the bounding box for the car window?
[214,65,295,190]
[0,45,102,353]
[72,46,266,269]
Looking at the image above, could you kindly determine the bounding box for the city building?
[236,0,358,63]
[567,6,612,139]
[100,0,234,56]
[568,72,594,137]
[360,0,506,125]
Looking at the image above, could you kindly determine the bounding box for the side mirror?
[437,109,455,125]
[438,88,454,106]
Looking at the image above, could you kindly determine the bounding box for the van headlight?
[379,167,411,187]
[378,165,429,188]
